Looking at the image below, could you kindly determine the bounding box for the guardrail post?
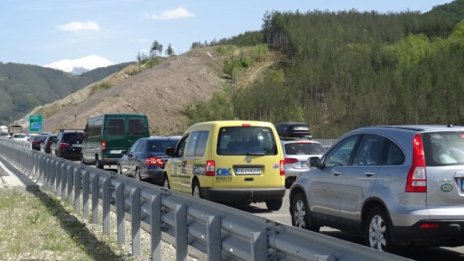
[82,170,90,220]
[74,168,82,216]
[175,204,188,261]
[207,216,221,261]
[67,166,74,203]
[44,158,50,189]
[131,187,141,256]
[116,182,125,245]
[150,195,161,261]
[250,231,267,261]
[91,174,99,224]
[61,164,68,201]
[49,159,56,194]
[55,162,62,197]
[102,177,111,235]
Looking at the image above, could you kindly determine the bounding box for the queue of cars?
[13,115,464,252]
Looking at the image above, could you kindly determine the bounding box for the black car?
[117,136,180,185]
[30,135,48,151]
[41,134,58,154]
[55,129,85,160]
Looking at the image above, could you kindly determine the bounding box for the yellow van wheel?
[266,198,283,211]
[163,175,170,189]
[192,180,203,198]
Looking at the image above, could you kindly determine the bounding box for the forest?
[186,0,464,138]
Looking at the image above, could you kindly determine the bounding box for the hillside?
[0,62,132,125]
[17,47,228,134]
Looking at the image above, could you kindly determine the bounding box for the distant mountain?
[0,61,133,125]
[44,55,114,75]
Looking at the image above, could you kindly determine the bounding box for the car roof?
[280,139,321,145]
[354,125,464,133]
[145,136,181,141]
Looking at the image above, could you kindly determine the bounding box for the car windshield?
[284,142,325,155]
[14,134,26,138]
[147,139,179,154]
[423,131,464,166]
[217,126,277,155]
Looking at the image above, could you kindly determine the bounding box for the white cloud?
[57,21,100,32]
[151,7,194,20]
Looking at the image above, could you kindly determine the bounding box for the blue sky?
[0,0,454,66]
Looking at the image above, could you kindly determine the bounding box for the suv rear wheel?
[365,207,393,251]
[291,192,319,231]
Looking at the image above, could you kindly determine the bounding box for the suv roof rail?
[279,135,313,141]
[59,128,84,132]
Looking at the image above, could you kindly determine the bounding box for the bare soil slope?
[31,47,227,135]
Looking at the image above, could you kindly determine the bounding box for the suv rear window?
[284,142,325,155]
[217,126,277,155]
[423,132,464,166]
[62,133,84,143]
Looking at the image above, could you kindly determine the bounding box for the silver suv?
[289,125,464,251]
[281,138,325,188]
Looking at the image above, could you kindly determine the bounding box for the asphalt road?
[240,190,464,261]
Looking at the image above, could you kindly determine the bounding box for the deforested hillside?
[23,47,227,134]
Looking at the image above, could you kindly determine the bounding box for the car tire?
[163,174,170,189]
[135,168,141,181]
[117,165,122,175]
[81,154,86,165]
[95,157,103,169]
[290,192,319,232]
[365,207,393,252]
[192,180,202,198]
[266,198,283,211]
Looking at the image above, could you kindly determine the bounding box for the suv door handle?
[332,171,342,176]
[365,172,375,177]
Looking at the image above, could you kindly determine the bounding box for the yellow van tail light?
[206,160,215,176]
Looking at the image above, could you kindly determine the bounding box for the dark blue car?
[117,136,180,185]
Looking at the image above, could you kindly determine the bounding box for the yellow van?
[163,120,286,210]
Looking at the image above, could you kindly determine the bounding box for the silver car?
[281,139,325,188]
[289,125,464,251]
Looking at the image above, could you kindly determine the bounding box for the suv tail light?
[59,143,69,151]
[406,134,427,192]
[145,157,165,168]
[280,159,285,176]
[206,160,215,176]
[284,158,298,164]
[101,140,107,151]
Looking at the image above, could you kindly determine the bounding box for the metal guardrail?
[0,139,410,261]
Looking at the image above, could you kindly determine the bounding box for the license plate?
[72,144,81,148]
[110,150,123,154]
[300,161,308,168]
[235,167,262,175]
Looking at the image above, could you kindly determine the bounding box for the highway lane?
[239,190,464,261]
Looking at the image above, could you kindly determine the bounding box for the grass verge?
[0,186,131,260]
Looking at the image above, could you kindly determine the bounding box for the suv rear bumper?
[203,187,286,203]
[393,220,464,247]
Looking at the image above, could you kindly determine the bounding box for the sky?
[0,0,454,67]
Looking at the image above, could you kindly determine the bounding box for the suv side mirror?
[309,156,322,168]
